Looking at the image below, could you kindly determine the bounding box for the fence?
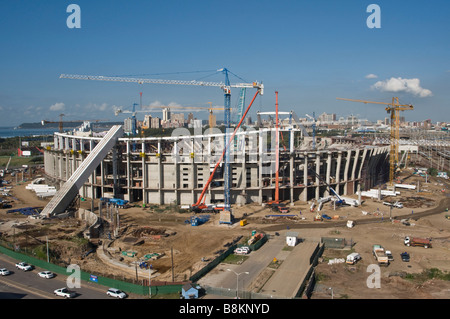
[320,237,353,249]
[0,242,182,296]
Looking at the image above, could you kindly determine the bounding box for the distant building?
[151,117,161,129]
[171,113,185,127]
[142,115,152,129]
[193,119,203,129]
[187,113,194,125]
[124,118,134,135]
[162,108,171,122]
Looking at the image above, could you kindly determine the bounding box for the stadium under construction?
[43,126,390,208]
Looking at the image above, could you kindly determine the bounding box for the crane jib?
[59,74,263,92]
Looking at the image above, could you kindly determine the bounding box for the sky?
[0,0,449,127]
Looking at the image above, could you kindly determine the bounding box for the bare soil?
[1,167,450,298]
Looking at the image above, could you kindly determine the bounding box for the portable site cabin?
[286,232,299,247]
[182,283,200,299]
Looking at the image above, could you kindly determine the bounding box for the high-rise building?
[162,108,171,122]
[151,117,161,129]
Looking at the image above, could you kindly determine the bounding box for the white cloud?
[371,77,432,97]
[365,73,378,79]
[86,102,109,111]
[50,102,65,111]
[144,100,182,109]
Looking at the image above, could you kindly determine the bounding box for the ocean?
[0,127,58,138]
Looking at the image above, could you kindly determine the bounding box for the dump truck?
[372,244,389,266]
[404,236,432,248]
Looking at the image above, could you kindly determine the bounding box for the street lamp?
[328,287,334,299]
[227,269,249,299]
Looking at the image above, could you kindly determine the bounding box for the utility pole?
[171,246,174,282]
[46,236,50,263]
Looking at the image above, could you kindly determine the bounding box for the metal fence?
[0,242,182,296]
[320,237,353,249]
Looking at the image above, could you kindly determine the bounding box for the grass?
[222,254,249,265]
[405,268,450,283]
[0,155,42,168]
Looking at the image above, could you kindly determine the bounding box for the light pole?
[227,269,249,299]
[328,287,334,299]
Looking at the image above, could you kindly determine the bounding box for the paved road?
[198,233,286,290]
[0,254,117,299]
[263,196,450,231]
[259,241,318,298]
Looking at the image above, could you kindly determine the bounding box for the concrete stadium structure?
[43,127,390,207]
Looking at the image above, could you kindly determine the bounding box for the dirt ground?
[1,167,450,298]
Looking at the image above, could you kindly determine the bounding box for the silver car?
[0,268,11,276]
[106,288,127,299]
[38,271,55,279]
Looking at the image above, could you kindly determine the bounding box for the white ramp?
[40,125,123,217]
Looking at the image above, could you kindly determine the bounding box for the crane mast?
[60,69,264,211]
[336,97,414,184]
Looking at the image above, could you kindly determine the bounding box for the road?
[198,232,286,290]
[0,254,117,299]
[263,195,450,231]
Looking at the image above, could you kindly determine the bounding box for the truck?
[15,262,33,271]
[372,244,389,266]
[404,236,432,248]
[383,201,403,208]
[346,252,361,265]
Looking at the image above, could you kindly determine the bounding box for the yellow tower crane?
[336,97,414,185]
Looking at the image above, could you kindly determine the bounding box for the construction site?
[1,69,450,299]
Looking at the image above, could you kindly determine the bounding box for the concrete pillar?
[258,129,263,204]
[126,141,131,201]
[343,150,351,195]
[141,141,147,205]
[315,152,320,200]
[335,151,342,195]
[191,139,195,205]
[290,130,294,205]
[302,152,308,202]
[325,152,331,197]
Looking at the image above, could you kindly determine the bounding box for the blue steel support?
[222,68,231,210]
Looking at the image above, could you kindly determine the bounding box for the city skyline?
[0,1,449,127]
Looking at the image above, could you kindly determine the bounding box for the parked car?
[401,252,410,262]
[106,288,127,299]
[54,287,75,299]
[15,262,33,271]
[38,271,55,279]
[0,268,11,276]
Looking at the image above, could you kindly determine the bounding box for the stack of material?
[358,189,400,199]
[26,181,56,198]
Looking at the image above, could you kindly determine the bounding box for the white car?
[38,271,55,279]
[0,268,11,276]
[15,262,33,271]
[54,287,75,299]
[106,288,127,299]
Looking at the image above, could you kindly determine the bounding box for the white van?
[346,252,361,265]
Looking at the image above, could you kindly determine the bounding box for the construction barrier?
[0,242,182,296]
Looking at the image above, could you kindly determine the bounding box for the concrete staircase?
[40,125,124,217]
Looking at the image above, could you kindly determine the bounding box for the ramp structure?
[40,125,124,217]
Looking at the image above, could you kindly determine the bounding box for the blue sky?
[0,0,449,126]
